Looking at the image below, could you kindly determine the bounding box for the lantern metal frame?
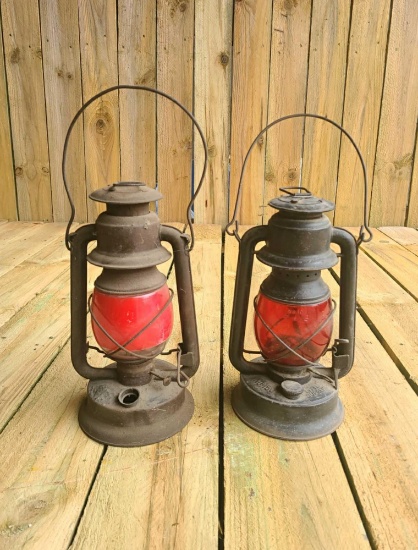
[226,114,372,441]
[63,85,208,447]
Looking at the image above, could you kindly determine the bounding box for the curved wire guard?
[88,289,174,361]
[253,297,337,368]
[226,113,373,246]
[62,85,208,252]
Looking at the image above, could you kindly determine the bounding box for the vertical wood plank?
[264,0,311,220]
[229,1,273,226]
[370,0,418,226]
[406,130,418,226]
[118,0,157,185]
[156,0,194,223]
[193,0,233,225]
[40,0,87,222]
[0,16,17,220]
[302,0,350,207]
[78,0,119,222]
[1,0,52,221]
[334,0,391,227]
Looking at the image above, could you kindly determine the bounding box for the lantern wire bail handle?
[225,113,373,246]
[62,85,208,251]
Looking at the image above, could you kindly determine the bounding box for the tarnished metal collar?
[89,182,163,205]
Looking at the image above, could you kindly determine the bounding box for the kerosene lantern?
[62,85,208,447]
[226,114,372,441]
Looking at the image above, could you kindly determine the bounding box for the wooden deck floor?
[0,222,417,549]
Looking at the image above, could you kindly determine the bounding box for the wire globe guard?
[65,87,208,447]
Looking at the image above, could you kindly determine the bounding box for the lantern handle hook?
[62,85,208,251]
[226,113,373,246]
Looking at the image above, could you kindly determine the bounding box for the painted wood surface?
[0,1,417,227]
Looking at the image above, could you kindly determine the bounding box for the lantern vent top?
[89,182,162,205]
[269,187,335,215]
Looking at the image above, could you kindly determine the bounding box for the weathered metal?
[64,85,208,447]
[70,182,200,447]
[227,113,371,441]
[229,187,357,440]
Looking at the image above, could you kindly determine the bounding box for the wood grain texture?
[0,222,65,273]
[379,226,418,256]
[0,233,68,326]
[0,269,71,430]
[369,0,418,226]
[0,342,106,549]
[156,0,194,223]
[406,134,418,226]
[302,0,350,208]
[325,270,418,549]
[358,228,418,300]
[71,225,221,549]
[194,0,232,225]
[223,229,369,549]
[228,0,273,226]
[264,0,311,221]
[334,0,391,227]
[118,0,157,184]
[1,0,52,221]
[40,0,87,222]
[335,244,418,390]
[0,14,17,220]
[78,0,120,222]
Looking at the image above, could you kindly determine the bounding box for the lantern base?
[232,371,344,441]
[78,360,194,447]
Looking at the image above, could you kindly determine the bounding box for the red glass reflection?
[91,284,173,360]
[254,291,333,366]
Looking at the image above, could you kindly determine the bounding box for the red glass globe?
[91,284,173,361]
[254,291,333,366]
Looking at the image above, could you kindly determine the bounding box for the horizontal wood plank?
[0,342,106,549]
[332,232,418,390]
[378,226,418,257]
[71,225,221,549]
[0,247,68,326]
[324,270,418,548]
[357,228,418,300]
[0,222,66,272]
[223,230,369,549]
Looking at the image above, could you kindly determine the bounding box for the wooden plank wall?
[0,0,417,227]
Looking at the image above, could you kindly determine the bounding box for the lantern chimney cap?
[269,187,334,214]
[89,181,163,205]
